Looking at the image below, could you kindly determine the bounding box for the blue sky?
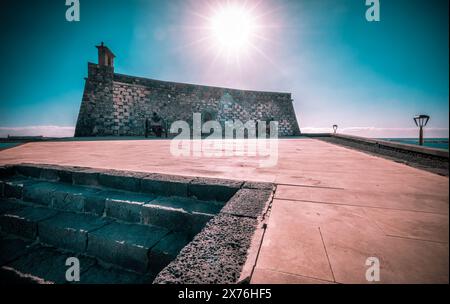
[0,0,448,138]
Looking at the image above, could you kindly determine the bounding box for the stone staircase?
[0,164,228,284]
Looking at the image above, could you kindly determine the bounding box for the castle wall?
[75,63,301,137]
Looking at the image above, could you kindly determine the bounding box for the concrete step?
[5,163,242,202]
[0,164,256,283]
[0,176,222,236]
[0,234,153,284]
[0,199,191,276]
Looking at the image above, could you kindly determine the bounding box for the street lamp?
[332,124,338,134]
[413,115,430,146]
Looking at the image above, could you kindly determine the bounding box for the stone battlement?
[75,44,301,137]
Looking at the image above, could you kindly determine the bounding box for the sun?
[208,4,258,56]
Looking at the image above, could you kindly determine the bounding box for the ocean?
[380,138,449,150]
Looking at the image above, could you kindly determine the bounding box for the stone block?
[4,246,95,284]
[141,174,192,197]
[221,189,272,218]
[72,169,100,187]
[39,212,111,253]
[188,177,242,202]
[98,170,144,192]
[14,164,42,178]
[0,206,59,239]
[242,181,275,191]
[84,193,106,216]
[0,166,14,179]
[87,222,169,273]
[0,234,34,266]
[51,184,101,213]
[23,182,60,206]
[4,178,38,199]
[0,198,25,214]
[103,191,155,223]
[147,232,191,274]
[141,197,219,235]
[38,165,73,183]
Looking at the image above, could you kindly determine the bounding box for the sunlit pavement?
[0,138,448,283]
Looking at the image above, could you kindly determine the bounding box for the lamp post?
[332,124,338,134]
[413,115,430,146]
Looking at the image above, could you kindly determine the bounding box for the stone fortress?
[75,43,301,137]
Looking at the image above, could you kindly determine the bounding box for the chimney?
[96,42,115,68]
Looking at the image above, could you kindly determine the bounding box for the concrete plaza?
[0,138,448,283]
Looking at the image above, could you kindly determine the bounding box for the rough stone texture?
[87,222,169,273]
[243,181,275,191]
[141,174,193,197]
[141,196,219,236]
[188,177,242,202]
[0,206,59,239]
[221,189,272,218]
[153,214,258,284]
[39,212,111,252]
[75,61,301,137]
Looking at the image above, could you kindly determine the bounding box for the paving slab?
[0,138,448,284]
[274,184,449,214]
[363,207,449,243]
[257,219,334,282]
[251,268,334,284]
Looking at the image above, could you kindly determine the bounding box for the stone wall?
[75,63,301,137]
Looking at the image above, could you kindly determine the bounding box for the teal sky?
[0,0,448,138]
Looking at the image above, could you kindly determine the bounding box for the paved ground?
[318,136,449,176]
[0,138,448,283]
